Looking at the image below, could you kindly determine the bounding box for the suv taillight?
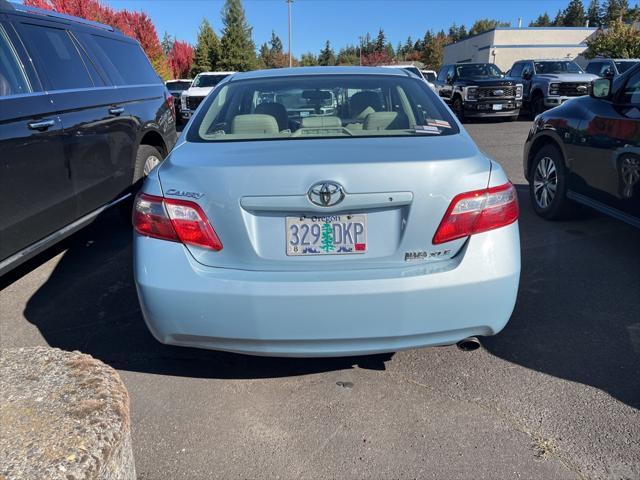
[133,193,223,251]
[432,182,519,245]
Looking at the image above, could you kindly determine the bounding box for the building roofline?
[445,26,597,48]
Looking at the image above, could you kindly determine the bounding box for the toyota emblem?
[308,181,345,207]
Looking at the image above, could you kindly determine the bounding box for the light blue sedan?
[133,66,520,357]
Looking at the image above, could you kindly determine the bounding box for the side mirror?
[591,78,612,99]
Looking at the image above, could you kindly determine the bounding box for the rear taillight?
[432,182,519,245]
[133,193,223,251]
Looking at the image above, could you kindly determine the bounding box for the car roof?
[587,58,640,61]
[3,1,117,33]
[166,79,192,82]
[197,71,237,76]
[230,66,411,81]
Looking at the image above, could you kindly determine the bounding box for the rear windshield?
[534,61,584,74]
[187,74,459,143]
[166,80,191,90]
[615,61,639,74]
[193,74,231,88]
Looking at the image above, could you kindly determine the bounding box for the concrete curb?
[0,347,136,480]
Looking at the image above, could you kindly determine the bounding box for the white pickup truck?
[180,71,236,120]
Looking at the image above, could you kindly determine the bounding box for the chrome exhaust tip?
[456,336,481,351]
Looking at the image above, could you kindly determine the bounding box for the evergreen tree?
[318,40,336,66]
[587,0,603,26]
[191,19,221,76]
[161,31,174,56]
[603,0,629,24]
[219,0,257,72]
[375,28,386,52]
[562,0,587,26]
[553,9,566,25]
[385,42,395,59]
[269,31,283,54]
[404,36,413,56]
[258,42,270,69]
[585,18,640,57]
[300,52,319,66]
[530,12,552,26]
[469,19,510,36]
[395,41,403,60]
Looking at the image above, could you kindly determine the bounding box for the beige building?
[443,27,597,72]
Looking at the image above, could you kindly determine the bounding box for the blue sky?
[109,0,572,55]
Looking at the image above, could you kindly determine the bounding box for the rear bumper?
[134,223,521,357]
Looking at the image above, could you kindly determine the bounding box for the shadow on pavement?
[483,185,640,409]
[18,209,392,379]
[15,186,640,408]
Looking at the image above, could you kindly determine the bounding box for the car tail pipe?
[456,336,481,351]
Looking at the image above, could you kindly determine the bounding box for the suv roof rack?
[5,2,116,32]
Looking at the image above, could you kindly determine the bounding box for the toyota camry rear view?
[133,66,521,357]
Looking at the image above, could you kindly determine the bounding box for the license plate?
[286,215,367,256]
[492,104,504,111]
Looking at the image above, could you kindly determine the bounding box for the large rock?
[0,347,135,480]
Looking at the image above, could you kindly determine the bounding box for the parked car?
[433,62,523,121]
[524,63,640,228]
[585,58,640,79]
[421,69,437,83]
[166,79,192,123]
[380,65,435,90]
[133,66,521,357]
[180,71,236,120]
[508,59,598,115]
[0,1,177,275]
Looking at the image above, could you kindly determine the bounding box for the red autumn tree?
[24,0,171,79]
[361,51,393,66]
[168,41,194,79]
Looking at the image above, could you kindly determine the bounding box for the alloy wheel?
[143,155,161,176]
[620,156,639,198]
[533,156,558,209]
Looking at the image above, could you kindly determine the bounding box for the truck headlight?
[465,87,478,101]
[549,83,560,96]
[516,84,523,99]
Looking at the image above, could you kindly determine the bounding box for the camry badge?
[308,181,345,207]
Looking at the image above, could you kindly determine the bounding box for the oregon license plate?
[286,215,367,256]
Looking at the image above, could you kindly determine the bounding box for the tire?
[529,144,574,220]
[531,91,545,117]
[452,96,465,122]
[133,144,163,184]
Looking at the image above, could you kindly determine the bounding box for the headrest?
[231,114,279,134]
[363,112,409,130]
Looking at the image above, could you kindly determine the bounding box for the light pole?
[286,0,293,67]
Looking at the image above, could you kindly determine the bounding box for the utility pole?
[287,0,293,68]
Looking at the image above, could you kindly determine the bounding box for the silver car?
[133,66,520,357]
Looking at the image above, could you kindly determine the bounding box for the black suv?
[524,63,640,228]
[0,1,177,275]
[434,63,523,121]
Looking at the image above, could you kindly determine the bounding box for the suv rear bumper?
[134,223,521,357]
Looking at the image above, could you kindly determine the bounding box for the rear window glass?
[193,74,232,88]
[615,61,639,74]
[90,35,158,85]
[19,23,93,90]
[166,80,191,90]
[188,74,459,143]
[0,25,31,96]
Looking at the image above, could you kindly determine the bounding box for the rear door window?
[89,34,158,85]
[18,23,94,90]
[0,25,31,96]
[621,70,640,105]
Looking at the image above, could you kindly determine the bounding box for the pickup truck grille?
[186,96,205,110]
[556,82,590,97]
[477,86,517,99]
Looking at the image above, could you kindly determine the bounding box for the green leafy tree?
[421,30,447,70]
[320,223,335,253]
[337,45,359,65]
[530,12,553,26]
[190,19,221,76]
[219,0,257,72]
[587,0,603,26]
[585,19,640,57]
[300,52,319,66]
[318,40,336,66]
[562,0,587,26]
[469,19,510,35]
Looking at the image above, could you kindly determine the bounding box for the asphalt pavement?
[1,119,639,479]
